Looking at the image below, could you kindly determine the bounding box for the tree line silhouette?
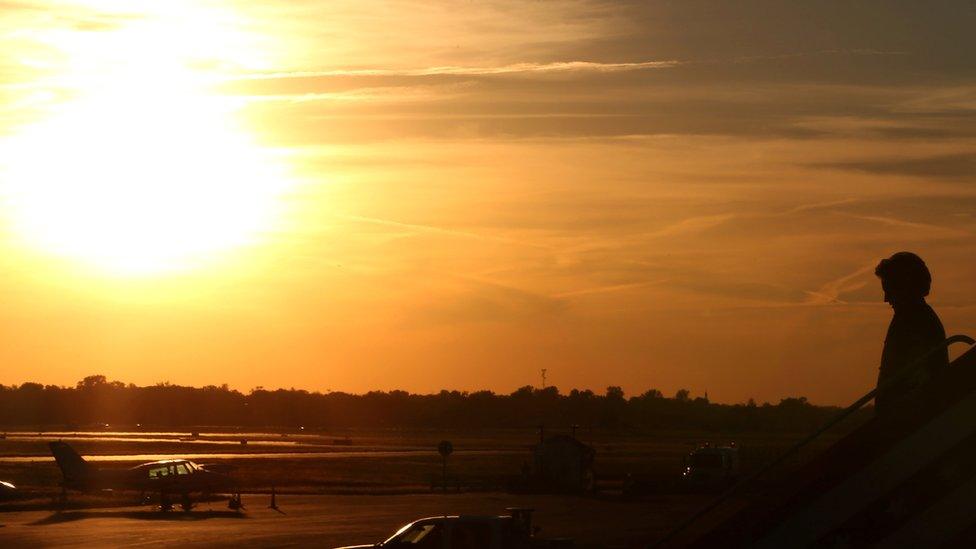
[0,375,852,432]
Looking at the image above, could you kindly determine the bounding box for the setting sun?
[1,84,288,275]
[0,1,288,276]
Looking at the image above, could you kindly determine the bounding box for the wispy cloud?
[553,280,665,299]
[812,153,976,180]
[641,213,740,239]
[785,198,860,214]
[843,213,973,238]
[234,60,680,81]
[804,264,875,305]
[726,49,907,65]
[0,0,139,30]
[341,214,552,250]
[421,274,566,324]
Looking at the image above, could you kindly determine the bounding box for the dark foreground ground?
[0,492,709,548]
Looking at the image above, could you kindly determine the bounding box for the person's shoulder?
[921,302,946,332]
[921,302,942,320]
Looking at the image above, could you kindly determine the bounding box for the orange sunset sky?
[1,1,974,405]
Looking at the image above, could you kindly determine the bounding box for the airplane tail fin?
[49,441,90,482]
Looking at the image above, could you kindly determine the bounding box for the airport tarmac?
[0,492,706,547]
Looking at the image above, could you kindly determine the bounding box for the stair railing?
[651,334,976,548]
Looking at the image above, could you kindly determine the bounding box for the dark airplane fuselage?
[63,459,234,495]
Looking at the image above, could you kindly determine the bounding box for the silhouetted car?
[335,508,572,548]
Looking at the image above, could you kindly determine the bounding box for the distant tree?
[0,378,853,432]
[537,386,559,398]
[569,389,595,399]
[77,375,107,389]
[778,396,809,408]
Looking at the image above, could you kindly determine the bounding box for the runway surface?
[0,492,705,547]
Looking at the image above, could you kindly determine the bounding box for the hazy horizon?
[1,1,975,406]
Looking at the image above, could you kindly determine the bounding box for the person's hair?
[875,252,931,300]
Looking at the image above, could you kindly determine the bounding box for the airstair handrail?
[651,334,975,548]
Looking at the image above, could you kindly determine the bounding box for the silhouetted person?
[874,252,948,416]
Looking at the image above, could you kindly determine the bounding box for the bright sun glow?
[0,2,290,276]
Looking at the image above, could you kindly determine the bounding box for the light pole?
[438,440,453,492]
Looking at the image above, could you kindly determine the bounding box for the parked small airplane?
[49,441,243,511]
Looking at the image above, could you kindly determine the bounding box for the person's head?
[875,252,931,307]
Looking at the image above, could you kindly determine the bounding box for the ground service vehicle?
[682,444,739,486]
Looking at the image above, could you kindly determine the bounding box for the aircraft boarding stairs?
[657,334,976,548]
